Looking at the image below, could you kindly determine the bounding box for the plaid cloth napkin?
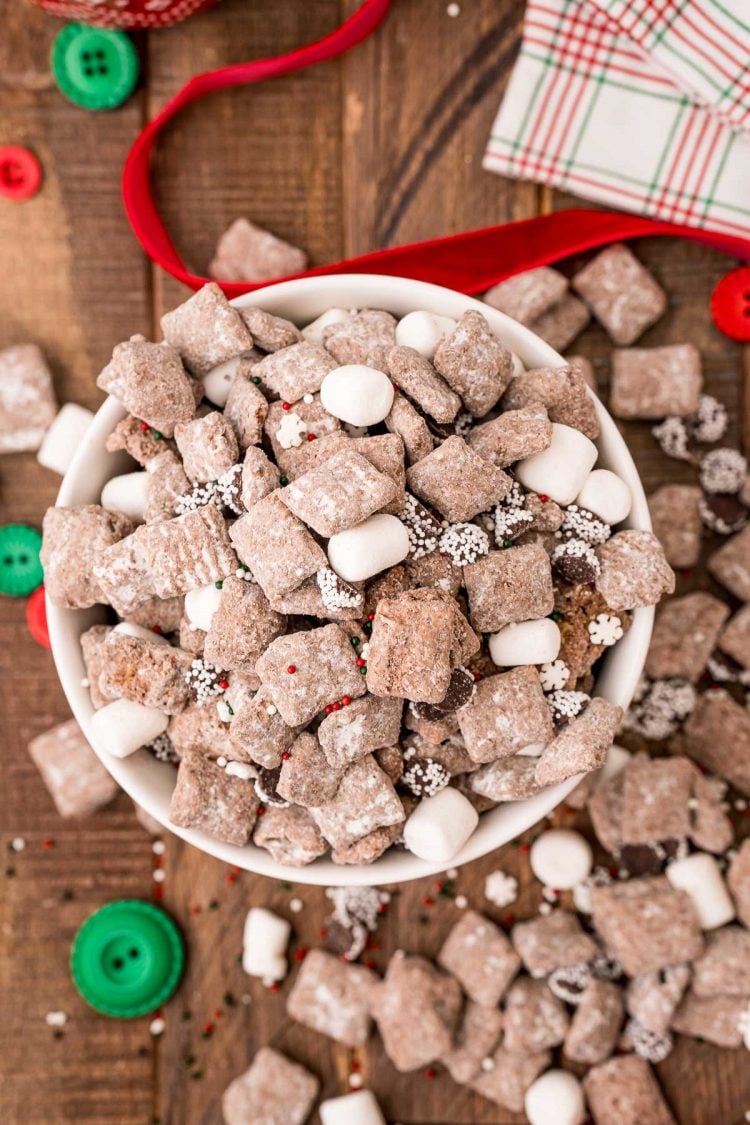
[483,0,750,238]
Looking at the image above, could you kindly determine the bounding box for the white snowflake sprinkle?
[276,411,308,449]
[484,870,518,909]
[588,613,624,646]
[539,659,569,692]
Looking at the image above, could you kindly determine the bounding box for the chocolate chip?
[400,757,450,798]
[411,666,475,720]
[552,538,601,584]
[254,766,289,808]
[619,838,681,877]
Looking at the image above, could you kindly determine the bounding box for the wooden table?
[1,1,749,1122]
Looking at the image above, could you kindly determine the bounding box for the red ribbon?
[122,0,750,297]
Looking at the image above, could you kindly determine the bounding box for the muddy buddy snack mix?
[42,284,673,866]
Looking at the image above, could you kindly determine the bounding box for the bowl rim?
[47,273,653,886]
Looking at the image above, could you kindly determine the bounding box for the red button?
[711,267,750,343]
[26,585,50,649]
[0,146,42,202]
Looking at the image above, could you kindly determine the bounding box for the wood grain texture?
[0,0,749,1122]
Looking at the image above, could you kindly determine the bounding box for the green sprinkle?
[251,376,261,385]
[223,992,236,1007]
[61,888,74,901]
[362,622,372,635]
[350,636,360,646]
[183,1053,196,1066]
[279,880,292,891]
[153,431,163,441]
[225,702,234,716]
[208,898,219,911]
[502,539,513,549]
[215,580,223,590]
[279,475,288,486]
[359,666,367,676]
[550,612,563,622]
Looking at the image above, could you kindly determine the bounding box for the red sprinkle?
[153,885,164,901]
[218,679,229,690]
[139,421,149,431]
[367,612,375,621]
[325,705,334,715]
[203,1023,214,1036]
[214,1009,223,1019]
[42,838,54,850]
[341,695,351,706]
[378,902,389,913]
[287,665,297,674]
[151,625,162,635]
[257,807,266,816]
[539,494,549,503]
[350,1059,361,1072]
[333,701,342,711]
[364,958,376,969]
[226,873,237,885]
[434,881,444,891]
[282,751,291,760]
[519,843,530,854]
[422,896,434,907]
[269,983,281,993]
[307,432,317,442]
[356,657,366,668]
[281,402,291,411]
[425,1068,437,1080]
[190,905,202,915]
[318,928,328,938]
[293,947,308,962]
[503,913,515,925]
[473,672,482,682]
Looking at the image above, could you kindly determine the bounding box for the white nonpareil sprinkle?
[454,894,468,909]
[484,870,518,909]
[539,902,552,916]
[11,837,26,852]
[45,1011,67,1028]
[401,493,440,559]
[561,503,611,545]
[447,2,461,15]
[184,658,228,706]
[481,1056,495,1072]
[439,522,490,566]
[152,840,165,855]
[317,566,364,611]
[152,869,166,884]
[149,1017,165,1037]
[214,463,244,515]
[217,755,228,768]
[266,704,277,716]
[175,479,218,516]
[303,394,315,405]
[290,898,303,913]
[348,1072,364,1089]
[445,868,458,880]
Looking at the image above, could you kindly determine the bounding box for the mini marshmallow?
[302,307,350,345]
[576,469,632,526]
[202,355,246,407]
[515,423,598,506]
[242,906,291,982]
[517,741,547,758]
[90,700,168,759]
[113,621,170,646]
[530,829,593,890]
[319,1090,386,1125]
[320,365,395,427]
[666,852,735,930]
[184,582,224,632]
[403,786,479,863]
[100,472,150,522]
[509,350,526,378]
[327,512,410,583]
[37,403,94,476]
[525,1069,586,1125]
[395,310,457,359]
[489,618,561,667]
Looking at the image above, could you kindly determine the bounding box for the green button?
[0,524,43,597]
[71,901,185,1018]
[52,23,139,111]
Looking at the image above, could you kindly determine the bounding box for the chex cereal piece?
[535,698,622,787]
[256,623,366,726]
[469,1045,551,1112]
[437,909,520,1007]
[566,353,597,390]
[240,445,280,510]
[682,690,750,795]
[728,840,750,928]
[467,405,552,467]
[308,755,403,849]
[671,989,748,1048]
[502,365,599,439]
[512,911,597,977]
[105,414,175,467]
[331,817,407,866]
[255,341,337,403]
[441,1001,503,1085]
[98,337,197,437]
[239,307,302,352]
[645,592,729,682]
[463,542,553,632]
[281,448,398,536]
[366,588,479,703]
[174,411,239,483]
[317,694,403,769]
[648,484,702,569]
[91,526,155,617]
[584,1056,676,1125]
[572,244,667,345]
[611,344,702,420]
[144,451,191,522]
[168,751,260,845]
[530,292,590,352]
[229,686,301,768]
[160,283,252,376]
[385,392,434,463]
[351,434,407,514]
[276,732,342,807]
[626,965,690,1036]
[42,504,134,609]
[470,755,546,802]
[596,530,675,611]
[0,344,57,452]
[387,344,461,422]
[405,547,462,592]
[371,951,462,1072]
[458,667,552,764]
[708,524,750,601]
[406,435,511,523]
[253,804,328,866]
[81,625,114,709]
[689,768,732,855]
[96,631,192,714]
[139,504,237,598]
[564,979,623,1065]
[620,754,693,847]
[203,577,286,674]
[693,926,750,998]
[323,308,397,372]
[590,877,703,976]
[28,718,119,818]
[286,949,377,1047]
[222,1046,318,1125]
[484,267,568,324]
[168,700,234,760]
[718,604,750,668]
[503,977,569,1053]
[210,219,307,283]
[433,310,513,416]
[224,374,269,449]
[229,491,326,601]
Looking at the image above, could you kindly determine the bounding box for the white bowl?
[47,274,653,886]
